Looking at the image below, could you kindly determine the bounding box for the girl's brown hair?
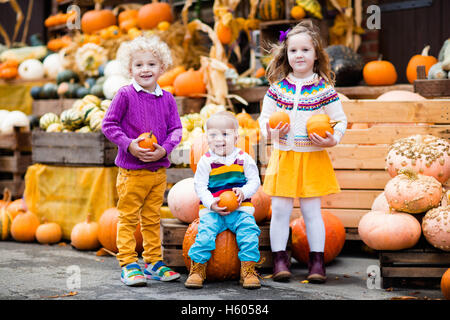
[265,20,335,85]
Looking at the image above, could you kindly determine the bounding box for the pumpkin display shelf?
[0,127,32,199]
[379,236,450,289]
[257,98,450,240]
[414,65,450,98]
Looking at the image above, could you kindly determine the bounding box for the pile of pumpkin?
[38,94,110,133]
[358,134,450,253]
[0,190,142,254]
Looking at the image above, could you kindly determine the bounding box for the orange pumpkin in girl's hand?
[218,191,239,212]
[269,111,290,129]
[138,131,157,151]
[306,114,337,138]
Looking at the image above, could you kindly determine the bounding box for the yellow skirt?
[263,149,341,198]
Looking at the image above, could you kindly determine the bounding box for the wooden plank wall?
[258,99,450,234]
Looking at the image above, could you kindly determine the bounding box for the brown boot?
[240,261,261,289]
[272,251,291,282]
[306,251,327,283]
[184,260,207,289]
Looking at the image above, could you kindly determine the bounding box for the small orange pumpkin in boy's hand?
[218,191,240,213]
[138,131,158,151]
[269,111,290,129]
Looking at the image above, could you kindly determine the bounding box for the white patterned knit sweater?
[259,73,347,152]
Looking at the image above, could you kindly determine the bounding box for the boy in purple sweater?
[102,36,182,286]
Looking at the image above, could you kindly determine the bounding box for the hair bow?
[279,28,291,43]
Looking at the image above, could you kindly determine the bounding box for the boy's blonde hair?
[116,35,173,77]
[205,111,239,131]
[265,20,334,85]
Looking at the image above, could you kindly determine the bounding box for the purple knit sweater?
[102,84,182,170]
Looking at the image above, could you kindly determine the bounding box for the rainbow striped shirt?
[194,148,260,216]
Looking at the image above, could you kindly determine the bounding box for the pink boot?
[307,251,327,283]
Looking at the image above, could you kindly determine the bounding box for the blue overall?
[188,210,261,264]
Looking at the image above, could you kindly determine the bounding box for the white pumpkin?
[43,53,64,79]
[18,59,45,80]
[103,75,130,99]
[0,109,10,130]
[104,60,127,78]
[0,110,30,134]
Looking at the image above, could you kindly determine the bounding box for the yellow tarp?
[24,164,119,240]
[0,80,48,114]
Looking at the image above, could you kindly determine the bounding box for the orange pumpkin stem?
[2,188,11,203]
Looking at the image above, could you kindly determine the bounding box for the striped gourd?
[39,112,60,130]
[82,94,101,106]
[85,107,103,124]
[72,99,85,112]
[76,125,92,133]
[259,0,284,21]
[0,205,11,240]
[81,103,98,124]
[61,108,84,130]
[89,113,104,132]
[100,99,111,111]
[46,122,63,132]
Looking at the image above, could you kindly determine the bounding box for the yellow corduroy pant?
[116,167,167,267]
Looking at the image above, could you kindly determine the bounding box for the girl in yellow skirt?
[258,21,347,283]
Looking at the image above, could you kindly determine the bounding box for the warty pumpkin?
[183,218,241,281]
[422,206,450,252]
[385,135,450,184]
[384,168,442,214]
[290,211,346,264]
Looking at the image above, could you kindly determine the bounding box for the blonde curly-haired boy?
[102,36,182,286]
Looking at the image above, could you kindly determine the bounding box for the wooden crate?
[414,65,450,98]
[379,237,450,289]
[0,127,32,199]
[257,99,450,239]
[32,99,76,117]
[161,218,286,269]
[31,131,117,166]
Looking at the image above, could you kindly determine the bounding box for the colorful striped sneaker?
[144,261,180,282]
[121,263,147,287]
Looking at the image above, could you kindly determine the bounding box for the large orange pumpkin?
[6,198,27,221]
[182,218,241,281]
[118,9,138,24]
[363,60,397,86]
[251,186,271,224]
[157,66,186,87]
[81,8,116,34]
[189,133,209,173]
[138,2,173,30]
[70,213,100,250]
[441,268,450,300]
[406,45,438,83]
[290,211,346,264]
[306,114,336,138]
[358,210,421,250]
[167,178,200,223]
[10,210,40,242]
[97,207,143,253]
[173,68,206,97]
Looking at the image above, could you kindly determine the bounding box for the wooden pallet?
[379,237,450,289]
[32,99,75,117]
[257,99,450,239]
[160,218,283,269]
[0,127,32,199]
[31,130,117,166]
